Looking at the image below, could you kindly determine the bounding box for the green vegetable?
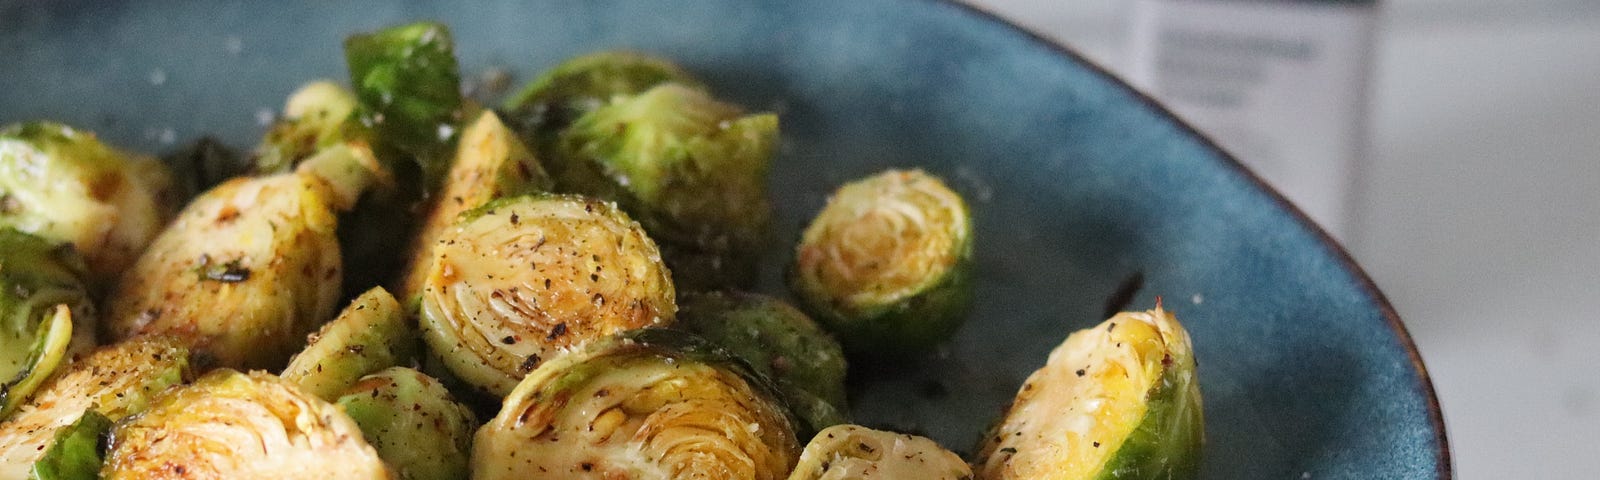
[503,50,702,149]
[104,172,343,370]
[974,307,1203,480]
[788,169,974,358]
[336,367,476,480]
[417,194,676,396]
[27,410,111,480]
[0,306,74,421]
[281,287,416,402]
[0,337,189,480]
[344,21,464,192]
[473,329,800,480]
[557,82,777,290]
[0,122,176,282]
[789,424,972,480]
[677,291,849,431]
[398,110,551,303]
[0,228,96,420]
[254,80,361,174]
[101,369,390,479]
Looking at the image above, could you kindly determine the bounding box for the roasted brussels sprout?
[556,82,777,290]
[336,367,475,480]
[418,194,675,396]
[0,337,189,479]
[0,122,175,282]
[345,21,464,191]
[473,329,800,479]
[789,169,974,357]
[28,410,110,480]
[281,287,415,402]
[975,307,1203,480]
[101,369,389,479]
[504,51,702,139]
[677,291,849,430]
[399,110,551,302]
[0,228,97,419]
[254,81,361,174]
[104,172,343,370]
[790,424,972,480]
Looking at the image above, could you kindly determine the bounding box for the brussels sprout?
[104,172,343,370]
[101,369,390,479]
[0,306,74,420]
[254,81,361,174]
[398,110,552,303]
[0,228,97,419]
[789,424,972,480]
[292,140,389,212]
[505,51,703,136]
[0,337,189,480]
[28,410,110,480]
[281,287,415,402]
[556,83,776,290]
[336,367,476,480]
[473,329,800,479]
[677,291,849,430]
[789,169,974,358]
[975,307,1203,480]
[345,21,463,191]
[0,122,176,282]
[418,194,675,396]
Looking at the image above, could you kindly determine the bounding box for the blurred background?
[964,0,1599,477]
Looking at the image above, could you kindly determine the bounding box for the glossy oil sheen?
[0,1,1446,478]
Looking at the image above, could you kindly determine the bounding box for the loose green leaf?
[28,410,111,480]
[344,21,464,193]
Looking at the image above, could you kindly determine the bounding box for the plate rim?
[935,0,1452,477]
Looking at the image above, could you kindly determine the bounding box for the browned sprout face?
[0,337,189,479]
[101,369,389,480]
[789,425,972,480]
[473,331,799,480]
[975,307,1203,480]
[419,194,676,396]
[104,172,343,370]
[398,110,551,304]
[789,169,973,357]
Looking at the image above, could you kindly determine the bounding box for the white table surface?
[968,0,1600,477]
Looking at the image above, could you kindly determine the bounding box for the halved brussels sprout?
[677,291,849,430]
[0,228,97,419]
[790,424,972,480]
[0,337,189,480]
[101,369,389,479]
[789,169,974,357]
[975,307,1203,480]
[336,367,476,480]
[418,194,675,396]
[345,21,464,191]
[104,172,343,370]
[28,410,110,480]
[281,287,415,402]
[557,82,777,290]
[0,122,175,282]
[473,329,800,480]
[254,81,361,174]
[399,110,552,303]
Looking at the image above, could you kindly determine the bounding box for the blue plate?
[0,0,1448,478]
